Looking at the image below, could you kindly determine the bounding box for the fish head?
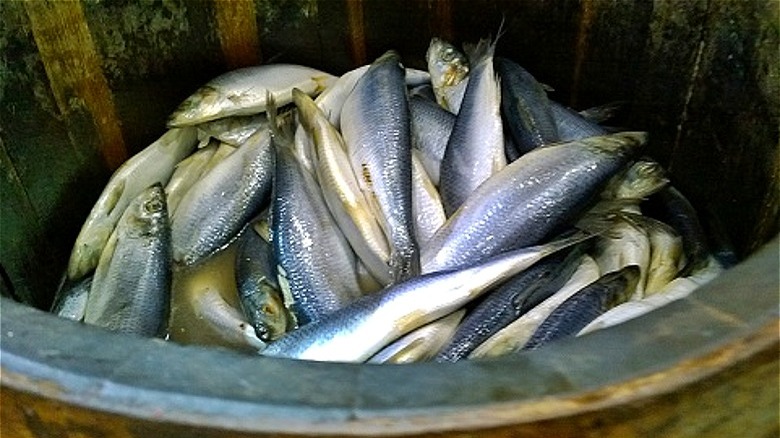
[611,265,641,306]
[617,158,670,199]
[426,38,469,89]
[168,86,226,127]
[247,285,291,341]
[126,183,169,239]
[582,131,648,162]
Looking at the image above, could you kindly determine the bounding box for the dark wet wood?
[24,0,127,170]
[346,0,367,66]
[213,0,262,68]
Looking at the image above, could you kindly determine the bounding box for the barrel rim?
[1,237,778,435]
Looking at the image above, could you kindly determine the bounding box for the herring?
[368,309,465,364]
[495,57,558,155]
[426,37,470,113]
[469,255,601,359]
[271,137,361,327]
[66,127,198,281]
[84,184,171,336]
[439,36,505,215]
[340,50,420,282]
[423,132,646,274]
[235,218,290,341]
[261,231,595,362]
[522,265,640,350]
[171,129,274,266]
[294,88,392,285]
[168,64,336,127]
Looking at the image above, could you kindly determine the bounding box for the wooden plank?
[1,0,108,309]
[665,0,780,258]
[0,140,46,308]
[24,0,127,170]
[567,0,654,109]
[213,0,262,68]
[628,0,710,166]
[346,0,367,66]
[81,1,225,155]
[429,0,454,43]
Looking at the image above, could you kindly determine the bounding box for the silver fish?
[592,214,651,299]
[495,56,558,154]
[469,255,601,359]
[261,231,594,362]
[84,184,171,336]
[51,275,92,322]
[315,66,431,127]
[184,285,267,351]
[626,213,686,295]
[272,142,361,327]
[435,244,586,362]
[235,219,290,341]
[411,151,446,251]
[196,114,268,147]
[522,265,640,350]
[644,185,712,276]
[439,36,506,215]
[164,141,219,215]
[578,101,625,124]
[368,309,465,364]
[549,101,607,142]
[171,129,275,266]
[578,256,723,335]
[168,241,265,351]
[409,94,456,186]
[600,158,669,201]
[340,50,420,282]
[67,127,198,281]
[423,132,646,274]
[168,64,336,127]
[294,88,392,286]
[426,37,470,113]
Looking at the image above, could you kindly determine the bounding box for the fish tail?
[464,20,503,67]
[292,88,320,134]
[266,91,296,147]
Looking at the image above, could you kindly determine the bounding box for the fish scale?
[523,265,640,350]
[340,50,420,282]
[171,129,275,267]
[423,132,646,274]
[272,144,361,327]
[84,184,171,336]
[439,37,505,216]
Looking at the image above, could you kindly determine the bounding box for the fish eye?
[143,199,164,214]
[255,324,270,340]
[441,48,455,62]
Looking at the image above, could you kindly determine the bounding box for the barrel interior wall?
[0,0,777,309]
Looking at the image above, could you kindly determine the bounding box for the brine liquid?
[168,240,259,352]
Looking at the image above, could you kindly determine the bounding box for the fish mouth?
[168,86,223,127]
[442,64,468,87]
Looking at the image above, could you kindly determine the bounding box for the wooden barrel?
[1,1,778,436]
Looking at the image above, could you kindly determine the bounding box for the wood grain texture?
[24,0,126,170]
[213,0,262,68]
[346,0,367,66]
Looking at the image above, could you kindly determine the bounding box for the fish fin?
[579,101,628,123]
[292,88,321,134]
[311,74,336,95]
[266,91,296,147]
[464,19,504,66]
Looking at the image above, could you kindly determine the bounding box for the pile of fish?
[51,34,729,364]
